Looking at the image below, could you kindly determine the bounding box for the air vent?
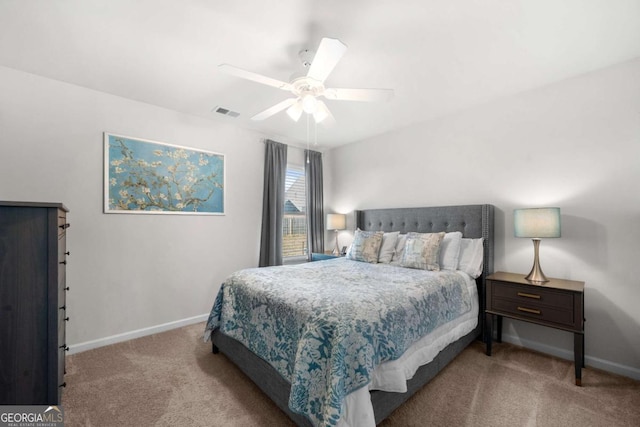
[213,106,240,118]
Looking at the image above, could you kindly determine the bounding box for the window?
[283,165,307,258]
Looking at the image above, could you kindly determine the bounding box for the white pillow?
[439,232,463,270]
[378,231,400,263]
[391,234,408,263]
[458,238,484,278]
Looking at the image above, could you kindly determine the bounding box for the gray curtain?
[259,140,287,267]
[305,149,324,260]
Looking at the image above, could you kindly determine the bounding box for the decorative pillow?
[377,231,400,263]
[347,229,384,263]
[439,232,463,270]
[400,232,445,270]
[390,234,408,263]
[458,238,484,278]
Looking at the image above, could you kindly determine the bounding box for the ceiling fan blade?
[251,98,298,121]
[219,64,292,91]
[324,87,394,102]
[306,38,347,83]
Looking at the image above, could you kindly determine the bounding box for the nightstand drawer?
[492,281,573,310]
[492,297,574,326]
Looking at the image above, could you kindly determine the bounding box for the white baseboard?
[68,313,209,355]
[502,333,640,381]
[68,317,640,381]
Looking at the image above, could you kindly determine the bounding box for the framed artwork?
[104,133,225,215]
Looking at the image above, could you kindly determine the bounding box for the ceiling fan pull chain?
[306,114,310,163]
[314,119,318,146]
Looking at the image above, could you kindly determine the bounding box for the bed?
[205,204,494,426]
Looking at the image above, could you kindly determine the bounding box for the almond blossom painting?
[104,133,224,214]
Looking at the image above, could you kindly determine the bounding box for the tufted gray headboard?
[355,204,495,340]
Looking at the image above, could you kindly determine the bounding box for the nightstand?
[310,253,339,261]
[485,271,585,385]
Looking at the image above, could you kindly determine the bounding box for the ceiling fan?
[219,37,393,124]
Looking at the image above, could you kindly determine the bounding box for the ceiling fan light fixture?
[313,101,330,123]
[302,94,318,114]
[286,100,303,122]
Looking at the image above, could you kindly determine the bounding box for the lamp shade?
[286,100,303,122]
[326,213,346,231]
[514,208,561,238]
[313,100,330,123]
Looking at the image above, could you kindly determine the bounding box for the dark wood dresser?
[0,201,70,404]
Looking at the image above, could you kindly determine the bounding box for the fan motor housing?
[291,76,324,96]
[291,76,324,97]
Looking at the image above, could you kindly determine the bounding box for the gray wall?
[0,66,265,349]
[324,58,640,379]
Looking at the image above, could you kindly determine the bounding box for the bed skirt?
[212,325,481,426]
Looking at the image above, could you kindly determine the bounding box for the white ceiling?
[1,0,639,149]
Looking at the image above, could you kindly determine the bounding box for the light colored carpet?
[63,322,640,426]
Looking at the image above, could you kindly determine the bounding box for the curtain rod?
[261,139,323,154]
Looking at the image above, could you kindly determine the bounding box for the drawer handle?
[59,260,67,265]
[59,344,69,351]
[64,317,70,321]
[59,382,66,388]
[517,306,541,315]
[517,292,541,299]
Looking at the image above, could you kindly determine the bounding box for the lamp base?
[332,230,340,256]
[525,264,549,282]
[525,239,549,282]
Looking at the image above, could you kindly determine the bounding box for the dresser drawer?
[492,281,573,309]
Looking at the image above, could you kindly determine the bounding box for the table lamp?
[326,213,346,256]
[514,207,561,282]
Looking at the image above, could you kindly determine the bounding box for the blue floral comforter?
[204,258,473,427]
